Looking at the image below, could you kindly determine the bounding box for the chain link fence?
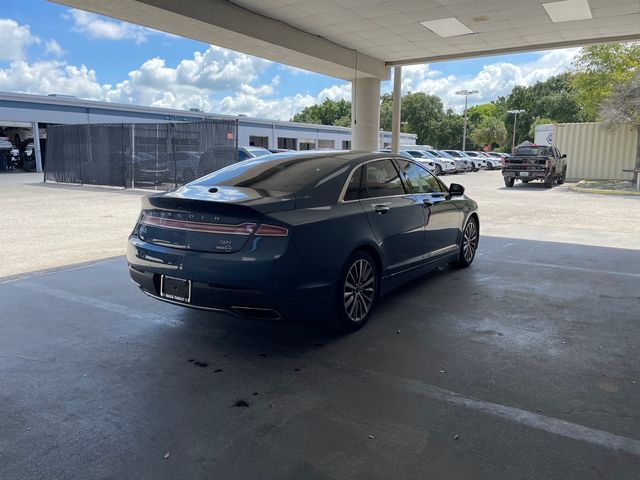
[45,120,238,190]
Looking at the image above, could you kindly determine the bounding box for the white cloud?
[0,60,108,99]
[0,19,40,61]
[68,9,162,44]
[217,91,317,120]
[318,83,351,101]
[0,43,278,114]
[103,46,272,109]
[396,48,579,111]
[44,39,65,57]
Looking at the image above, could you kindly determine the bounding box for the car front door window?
[395,160,444,194]
[361,160,406,199]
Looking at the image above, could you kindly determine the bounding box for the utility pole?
[508,109,526,150]
[455,89,478,150]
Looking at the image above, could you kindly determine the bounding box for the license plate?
[520,171,529,177]
[160,275,191,303]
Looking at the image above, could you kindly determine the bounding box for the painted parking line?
[333,363,640,457]
[484,259,640,279]
[15,280,640,457]
[19,281,178,326]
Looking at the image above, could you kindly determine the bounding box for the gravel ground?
[0,173,144,279]
[1,169,639,279]
[440,170,640,250]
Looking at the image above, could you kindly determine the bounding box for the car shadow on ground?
[171,261,456,357]
[496,182,561,191]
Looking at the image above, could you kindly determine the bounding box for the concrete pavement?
[1,236,639,479]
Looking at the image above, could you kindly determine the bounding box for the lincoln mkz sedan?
[127,152,479,332]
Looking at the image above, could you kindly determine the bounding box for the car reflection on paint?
[127,151,479,332]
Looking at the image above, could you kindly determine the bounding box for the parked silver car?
[428,150,467,173]
[443,150,477,172]
[403,149,455,175]
[464,151,488,169]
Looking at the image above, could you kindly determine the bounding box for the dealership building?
[0,91,417,172]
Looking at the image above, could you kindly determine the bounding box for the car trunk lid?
[137,185,294,253]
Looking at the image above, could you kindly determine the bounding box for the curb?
[569,183,640,197]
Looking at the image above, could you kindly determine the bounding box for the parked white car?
[464,151,488,169]
[480,152,502,170]
[400,149,455,175]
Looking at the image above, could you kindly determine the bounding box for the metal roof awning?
[51,0,640,79]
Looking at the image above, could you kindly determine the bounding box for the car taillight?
[545,159,550,168]
[140,213,257,235]
[255,224,289,237]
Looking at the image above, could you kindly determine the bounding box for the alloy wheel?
[462,220,478,262]
[343,259,375,322]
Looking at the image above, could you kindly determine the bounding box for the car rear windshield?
[247,148,271,157]
[193,155,347,194]
[516,147,552,156]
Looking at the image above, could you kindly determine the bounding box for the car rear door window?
[396,159,445,194]
[344,166,363,201]
[361,160,406,199]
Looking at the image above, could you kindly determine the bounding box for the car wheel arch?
[350,243,384,280]
[461,212,480,242]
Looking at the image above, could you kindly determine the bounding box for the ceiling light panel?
[543,0,593,23]
[420,17,474,37]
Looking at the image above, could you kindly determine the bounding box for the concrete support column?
[32,122,43,173]
[351,76,381,151]
[391,66,402,154]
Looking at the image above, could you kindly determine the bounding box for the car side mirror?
[562,154,567,158]
[449,183,465,196]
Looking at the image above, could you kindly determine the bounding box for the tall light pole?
[455,89,478,151]
[507,109,525,150]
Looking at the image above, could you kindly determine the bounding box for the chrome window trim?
[337,157,409,204]
[395,158,449,195]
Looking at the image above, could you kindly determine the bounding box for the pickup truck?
[502,145,567,188]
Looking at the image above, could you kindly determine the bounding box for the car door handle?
[422,199,434,208]
[374,205,390,215]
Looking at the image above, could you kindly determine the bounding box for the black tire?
[470,162,476,172]
[521,179,529,184]
[451,216,479,268]
[331,251,379,333]
[544,169,555,188]
[556,166,567,185]
[486,164,493,171]
[434,164,442,176]
[504,177,514,188]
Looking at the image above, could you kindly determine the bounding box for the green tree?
[291,98,352,126]
[379,93,393,132]
[572,43,640,119]
[466,103,499,127]
[499,72,587,145]
[401,92,444,145]
[599,75,640,182]
[470,117,508,148]
[433,109,464,149]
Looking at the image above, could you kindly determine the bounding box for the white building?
[0,91,417,172]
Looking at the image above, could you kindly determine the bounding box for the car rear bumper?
[127,236,334,320]
[502,169,547,179]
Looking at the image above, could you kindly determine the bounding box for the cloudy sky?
[1,0,578,120]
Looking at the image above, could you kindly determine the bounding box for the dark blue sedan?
[127,151,479,332]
